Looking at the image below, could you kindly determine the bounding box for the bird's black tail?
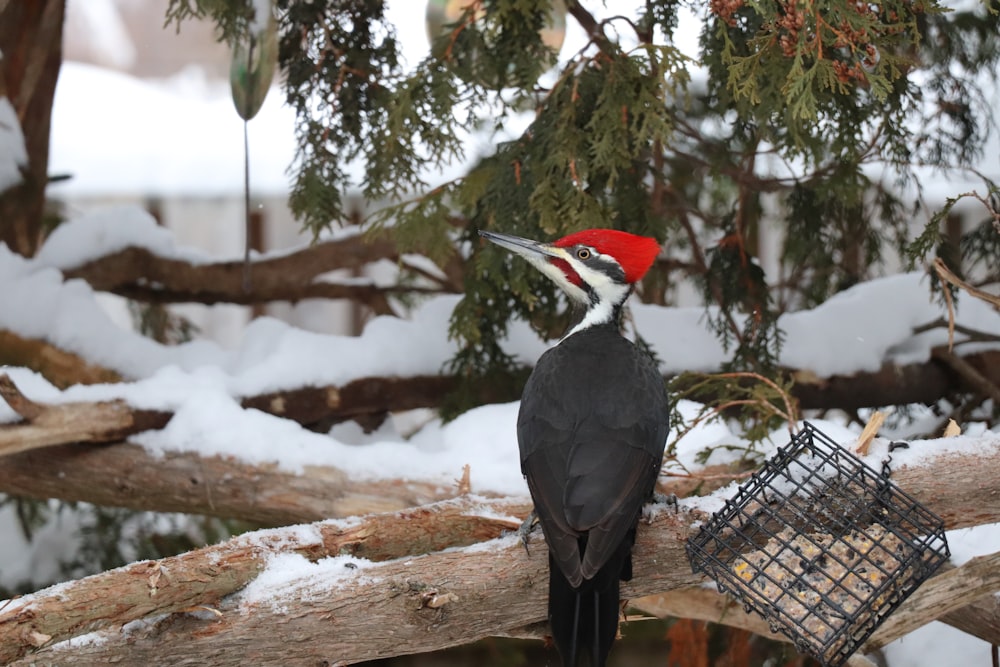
[548,536,633,667]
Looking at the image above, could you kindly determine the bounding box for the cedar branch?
[2,444,1000,662]
[61,237,462,310]
[0,373,171,456]
[0,496,529,664]
[10,503,1000,666]
[5,341,1000,440]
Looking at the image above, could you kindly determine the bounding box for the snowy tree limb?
[0,441,461,524]
[3,442,1000,661]
[0,386,997,529]
[4,343,1000,445]
[9,501,1000,666]
[633,556,1000,652]
[0,373,170,456]
[5,323,1000,436]
[0,329,122,388]
[61,236,462,312]
[0,496,528,664]
[4,504,696,666]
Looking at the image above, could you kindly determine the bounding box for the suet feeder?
[686,423,949,667]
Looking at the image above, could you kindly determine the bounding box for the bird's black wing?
[517,325,669,588]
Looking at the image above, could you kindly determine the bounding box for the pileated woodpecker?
[479,228,669,666]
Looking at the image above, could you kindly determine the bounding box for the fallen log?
[0,496,528,664]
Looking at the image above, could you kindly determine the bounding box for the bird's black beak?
[478,230,564,262]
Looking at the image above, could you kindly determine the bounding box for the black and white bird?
[479,228,670,666]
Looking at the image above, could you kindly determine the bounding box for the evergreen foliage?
[167,0,1000,419]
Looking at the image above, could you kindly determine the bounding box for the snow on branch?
[0,439,461,525]
[0,373,170,456]
[0,496,528,665]
[62,240,456,313]
[2,369,1000,526]
[6,476,1000,666]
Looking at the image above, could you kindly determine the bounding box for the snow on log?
[4,437,1000,665]
[0,496,527,664]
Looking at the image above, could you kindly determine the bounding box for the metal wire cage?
[685,422,950,667]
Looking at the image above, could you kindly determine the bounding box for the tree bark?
[0,330,122,388]
[4,444,1000,665]
[0,0,64,257]
[60,235,462,311]
[633,556,1000,651]
[0,496,528,664]
[0,441,463,524]
[0,373,170,455]
[8,506,1000,667]
[5,505,697,666]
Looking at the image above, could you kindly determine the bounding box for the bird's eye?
[576,248,591,260]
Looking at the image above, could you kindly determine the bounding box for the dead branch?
[11,506,1000,666]
[0,388,997,528]
[633,555,1000,653]
[863,551,1000,651]
[0,373,170,456]
[5,504,698,666]
[0,329,121,388]
[789,348,1000,411]
[61,236,462,311]
[0,441,462,525]
[0,496,529,664]
[2,443,1000,662]
[238,374,458,429]
[6,345,1000,446]
[931,346,1000,407]
[0,370,456,452]
[934,257,1000,312]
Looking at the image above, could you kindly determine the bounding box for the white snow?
[0,96,28,193]
[0,212,997,503]
[238,553,377,612]
[48,62,297,197]
[2,3,998,663]
[36,205,209,269]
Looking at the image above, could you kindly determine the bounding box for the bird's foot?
[652,491,679,511]
[517,509,539,555]
[642,492,679,523]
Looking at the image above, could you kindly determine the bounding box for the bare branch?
[0,441,464,525]
[0,496,529,664]
[61,235,459,311]
[0,329,121,388]
[11,502,1000,666]
[633,554,1000,653]
[863,552,1000,651]
[0,373,170,456]
[931,347,1000,407]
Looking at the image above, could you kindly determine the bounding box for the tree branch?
[2,356,999,527]
[931,346,1000,407]
[9,500,1000,666]
[60,235,459,311]
[5,504,697,666]
[0,373,170,456]
[0,329,121,388]
[0,441,464,525]
[4,437,1000,663]
[632,554,1000,653]
[0,496,529,664]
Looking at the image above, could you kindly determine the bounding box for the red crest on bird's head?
[553,229,661,284]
